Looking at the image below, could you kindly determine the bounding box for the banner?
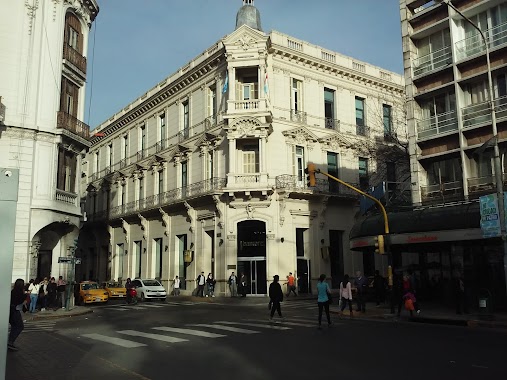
[480,194,501,238]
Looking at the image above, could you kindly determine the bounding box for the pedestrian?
[286,272,297,297]
[125,278,133,304]
[339,274,354,317]
[269,275,284,321]
[403,290,417,317]
[239,272,248,297]
[47,277,57,310]
[206,273,216,297]
[57,276,66,309]
[403,273,421,314]
[455,272,468,314]
[28,278,40,313]
[38,277,48,311]
[8,279,26,351]
[25,279,33,292]
[228,271,238,297]
[174,275,181,296]
[373,270,385,307]
[316,274,332,329]
[354,271,368,313]
[196,271,206,297]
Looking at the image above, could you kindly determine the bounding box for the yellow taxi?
[102,281,126,298]
[78,281,109,305]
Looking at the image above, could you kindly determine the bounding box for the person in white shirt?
[28,279,41,313]
[339,274,353,316]
[173,276,181,296]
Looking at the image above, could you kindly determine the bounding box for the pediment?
[222,25,268,53]
[319,134,353,150]
[195,132,221,147]
[282,126,319,144]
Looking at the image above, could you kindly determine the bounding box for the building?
[0,0,99,282]
[351,0,507,309]
[81,0,405,295]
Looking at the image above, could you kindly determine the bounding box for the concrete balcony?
[455,21,507,61]
[55,189,78,207]
[226,173,269,190]
[413,45,452,77]
[226,98,269,116]
[57,111,90,140]
[417,110,458,139]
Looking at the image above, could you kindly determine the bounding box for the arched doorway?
[237,220,267,295]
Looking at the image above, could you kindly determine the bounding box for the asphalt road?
[6,298,507,380]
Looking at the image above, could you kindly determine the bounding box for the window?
[121,183,126,205]
[426,158,462,186]
[154,238,163,279]
[294,145,305,184]
[324,88,335,128]
[181,161,188,197]
[116,243,124,280]
[355,97,366,135]
[205,151,214,180]
[68,27,79,50]
[95,151,99,173]
[138,176,144,200]
[140,125,146,157]
[416,29,451,74]
[158,169,164,195]
[182,101,189,138]
[57,148,77,192]
[108,144,113,167]
[358,157,369,189]
[242,144,259,173]
[327,152,339,193]
[123,135,128,160]
[383,104,392,136]
[207,87,217,123]
[160,114,166,149]
[386,162,396,182]
[292,79,303,114]
[134,241,142,279]
[62,80,78,117]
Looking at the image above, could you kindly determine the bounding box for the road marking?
[244,319,315,327]
[117,330,188,343]
[82,333,147,348]
[215,321,291,330]
[137,304,165,308]
[152,327,225,338]
[190,324,260,334]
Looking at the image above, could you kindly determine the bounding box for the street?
[6,298,507,380]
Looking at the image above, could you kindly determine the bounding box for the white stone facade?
[82,20,404,294]
[0,0,98,282]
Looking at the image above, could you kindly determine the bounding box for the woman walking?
[28,278,40,313]
[316,274,332,329]
[340,274,354,317]
[8,279,26,351]
[206,273,216,297]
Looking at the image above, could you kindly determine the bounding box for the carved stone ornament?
[184,201,196,234]
[138,214,148,240]
[282,126,319,145]
[246,203,255,219]
[236,34,255,51]
[25,0,39,35]
[159,208,170,236]
[121,218,130,244]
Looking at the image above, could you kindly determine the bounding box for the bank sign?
[479,194,502,238]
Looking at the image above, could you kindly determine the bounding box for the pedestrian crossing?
[8,320,57,333]
[80,317,330,349]
[99,301,203,312]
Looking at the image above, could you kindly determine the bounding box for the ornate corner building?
[0,0,99,282]
[81,0,405,294]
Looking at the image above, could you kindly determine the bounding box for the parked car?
[131,279,167,301]
[77,281,109,305]
[102,281,126,298]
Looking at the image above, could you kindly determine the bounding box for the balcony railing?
[227,99,268,113]
[356,124,370,137]
[417,110,458,138]
[455,21,507,61]
[291,109,307,124]
[226,173,269,188]
[57,111,90,139]
[467,175,495,193]
[325,118,340,131]
[275,174,359,198]
[55,189,78,206]
[205,115,217,130]
[63,44,87,74]
[413,45,452,77]
[420,181,464,203]
[462,100,491,128]
[178,128,190,142]
[108,177,226,219]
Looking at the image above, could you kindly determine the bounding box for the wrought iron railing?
[325,118,340,131]
[57,111,90,139]
[356,124,370,137]
[291,109,307,124]
[275,174,359,198]
[205,115,217,130]
[178,128,190,142]
[63,44,87,74]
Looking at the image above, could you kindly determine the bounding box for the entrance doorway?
[297,258,311,294]
[237,220,266,295]
[37,250,52,279]
[237,258,267,295]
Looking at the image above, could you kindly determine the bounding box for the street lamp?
[438,0,507,293]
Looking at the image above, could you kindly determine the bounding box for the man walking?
[354,271,368,313]
[196,271,206,297]
[286,272,297,297]
[228,271,238,297]
[269,275,284,321]
[174,275,181,296]
[57,276,66,309]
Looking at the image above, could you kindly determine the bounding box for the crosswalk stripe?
[124,306,146,310]
[137,304,164,308]
[117,330,188,343]
[244,319,315,327]
[152,327,225,338]
[82,333,147,348]
[190,324,260,334]
[215,321,291,330]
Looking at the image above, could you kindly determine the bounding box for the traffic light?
[374,234,385,254]
[305,163,316,187]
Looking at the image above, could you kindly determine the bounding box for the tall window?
[205,151,214,180]
[242,144,259,173]
[294,145,305,185]
[181,161,188,197]
[160,114,166,149]
[208,87,217,124]
[324,88,335,129]
[427,158,462,186]
[358,157,369,190]
[57,148,77,193]
[121,183,126,205]
[355,97,366,135]
[108,144,113,167]
[327,152,339,193]
[386,162,396,182]
[158,169,164,195]
[140,125,146,158]
[116,243,124,280]
[95,151,99,173]
[183,101,190,138]
[134,240,142,278]
[68,27,79,49]
[123,135,128,159]
[138,176,144,200]
[154,238,163,279]
[383,104,392,137]
[292,79,303,117]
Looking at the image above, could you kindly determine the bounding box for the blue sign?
[480,194,501,238]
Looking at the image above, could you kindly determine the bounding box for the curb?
[26,308,94,321]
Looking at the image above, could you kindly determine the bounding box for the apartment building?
[81,0,405,294]
[0,1,99,282]
[351,0,507,308]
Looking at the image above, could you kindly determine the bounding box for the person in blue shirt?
[316,274,332,329]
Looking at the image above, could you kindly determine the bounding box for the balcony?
[462,101,491,128]
[291,109,307,124]
[417,110,458,139]
[63,44,87,75]
[178,128,190,142]
[275,174,359,198]
[356,124,370,137]
[55,189,78,207]
[420,180,464,204]
[468,175,495,196]
[455,21,507,61]
[413,45,452,77]
[57,111,90,139]
[226,99,268,114]
[205,115,217,130]
[109,177,226,219]
[325,118,340,131]
[226,173,269,189]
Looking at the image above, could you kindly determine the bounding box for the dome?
[235,1,262,31]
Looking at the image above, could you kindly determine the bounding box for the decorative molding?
[120,218,130,244]
[184,201,196,234]
[25,0,39,35]
[52,0,60,21]
[227,234,236,241]
[246,203,255,219]
[138,213,148,240]
[212,194,223,222]
[159,208,171,236]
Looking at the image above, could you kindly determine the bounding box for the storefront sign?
[480,194,501,238]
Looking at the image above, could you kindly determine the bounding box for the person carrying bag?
[316,274,332,329]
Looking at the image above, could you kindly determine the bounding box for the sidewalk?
[21,306,92,321]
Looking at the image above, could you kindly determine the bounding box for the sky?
[84,0,404,129]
